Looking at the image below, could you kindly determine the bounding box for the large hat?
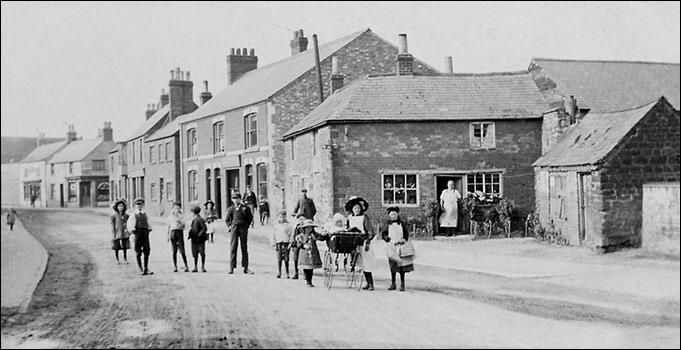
[344,196,369,213]
[133,197,145,205]
[300,219,318,228]
[191,205,202,214]
[386,206,400,213]
[113,199,127,211]
[231,192,242,199]
[204,199,214,207]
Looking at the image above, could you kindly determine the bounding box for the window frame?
[382,173,419,207]
[466,172,502,197]
[187,128,197,157]
[470,122,496,149]
[188,170,199,201]
[244,113,258,149]
[92,159,105,171]
[213,121,225,153]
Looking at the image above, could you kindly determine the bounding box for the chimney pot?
[204,80,209,92]
[250,48,255,56]
[170,70,174,79]
[398,33,408,54]
[444,56,453,73]
[186,71,191,81]
[331,56,339,75]
[242,48,247,56]
[236,48,241,55]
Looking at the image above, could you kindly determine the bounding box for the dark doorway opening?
[435,175,464,235]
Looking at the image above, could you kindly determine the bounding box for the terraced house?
[176,29,438,217]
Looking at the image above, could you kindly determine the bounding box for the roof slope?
[533,98,666,167]
[146,118,179,142]
[285,71,549,137]
[124,104,170,142]
[531,58,680,111]
[20,141,68,163]
[177,28,374,123]
[48,139,104,164]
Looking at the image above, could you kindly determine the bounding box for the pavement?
[2,206,679,312]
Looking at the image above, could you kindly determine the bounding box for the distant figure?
[110,199,130,264]
[293,189,317,221]
[129,198,153,275]
[225,192,254,274]
[439,180,462,236]
[258,195,270,226]
[270,210,292,278]
[243,186,258,228]
[6,208,17,231]
[203,200,218,243]
[30,193,37,208]
[188,205,208,273]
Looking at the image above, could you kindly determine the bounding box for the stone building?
[176,29,438,216]
[533,97,680,250]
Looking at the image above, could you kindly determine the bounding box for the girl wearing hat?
[111,199,130,264]
[203,200,218,243]
[294,219,326,287]
[345,196,376,291]
[380,206,414,291]
[166,202,189,272]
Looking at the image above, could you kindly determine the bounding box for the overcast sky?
[1,1,679,139]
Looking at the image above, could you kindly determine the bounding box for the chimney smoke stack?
[398,33,408,54]
[444,56,453,73]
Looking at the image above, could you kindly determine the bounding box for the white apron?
[348,215,376,273]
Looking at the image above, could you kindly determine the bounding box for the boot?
[362,272,374,290]
[389,272,397,290]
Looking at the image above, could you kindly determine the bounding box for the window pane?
[406,175,416,188]
[383,190,393,204]
[395,189,405,204]
[395,175,405,188]
[407,190,417,204]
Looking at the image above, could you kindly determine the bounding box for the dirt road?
[1,209,679,348]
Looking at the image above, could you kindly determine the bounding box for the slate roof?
[124,104,170,142]
[530,58,680,112]
[20,141,68,163]
[177,28,379,123]
[48,139,106,164]
[533,98,668,167]
[284,71,549,138]
[146,118,179,142]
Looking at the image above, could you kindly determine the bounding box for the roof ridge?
[532,57,680,66]
[589,97,665,115]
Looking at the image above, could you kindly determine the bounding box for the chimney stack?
[226,47,258,85]
[396,34,414,75]
[159,89,169,108]
[169,67,197,120]
[200,80,213,105]
[444,56,453,74]
[66,124,77,142]
[101,121,113,141]
[330,56,344,94]
[290,29,308,55]
[145,102,156,120]
[565,95,578,124]
[37,132,45,147]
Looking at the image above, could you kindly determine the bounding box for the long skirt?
[357,241,376,273]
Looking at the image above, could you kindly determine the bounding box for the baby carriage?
[322,231,368,290]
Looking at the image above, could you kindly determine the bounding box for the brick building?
[46,122,115,208]
[176,29,438,216]
[18,129,72,207]
[533,97,680,250]
[109,68,197,215]
[283,38,550,227]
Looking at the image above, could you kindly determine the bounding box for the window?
[166,181,173,200]
[290,138,295,160]
[470,122,495,149]
[245,165,253,188]
[213,121,225,153]
[257,163,267,199]
[139,139,143,163]
[150,182,157,201]
[50,164,55,175]
[312,130,317,156]
[158,143,163,163]
[96,182,109,201]
[110,155,114,171]
[244,113,258,148]
[68,181,77,202]
[69,162,74,174]
[187,128,197,157]
[467,173,501,196]
[165,142,172,161]
[50,184,55,199]
[132,142,136,164]
[149,145,155,164]
[188,170,198,201]
[382,174,418,205]
[92,160,105,171]
[205,169,212,200]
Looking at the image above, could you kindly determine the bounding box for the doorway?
[434,175,464,235]
[225,169,240,208]
[59,184,65,207]
[80,181,91,207]
[214,168,222,218]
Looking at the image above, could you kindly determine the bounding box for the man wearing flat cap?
[292,189,317,221]
[129,197,154,275]
[225,192,254,274]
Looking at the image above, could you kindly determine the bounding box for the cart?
[322,232,367,290]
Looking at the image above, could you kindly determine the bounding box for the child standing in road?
[167,201,190,272]
[290,214,306,280]
[6,208,16,231]
[294,219,327,287]
[258,195,270,226]
[188,205,208,273]
[270,210,292,278]
[111,199,130,264]
[129,198,153,275]
[203,200,218,243]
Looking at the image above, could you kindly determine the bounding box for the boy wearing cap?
[188,205,208,273]
[290,213,307,279]
[129,198,153,275]
[166,201,189,272]
[270,210,292,278]
[225,192,254,274]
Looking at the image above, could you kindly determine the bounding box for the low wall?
[642,182,680,256]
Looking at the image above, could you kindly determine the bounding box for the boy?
[270,210,292,278]
[258,195,270,226]
[129,198,153,275]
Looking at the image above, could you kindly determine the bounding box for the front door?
[214,169,222,218]
[80,181,91,207]
[577,172,593,244]
[59,184,65,207]
[435,175,464,235]
[225,169,240,208]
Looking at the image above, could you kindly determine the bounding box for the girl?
[345,196,376,290]
[167,202,190,272]
[381,206,414,291]
[270,210,292,278]
[294,219,325,287]
[203,200,218,243]
[111,199,130,265]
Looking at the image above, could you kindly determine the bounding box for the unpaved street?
[1,209,679,348]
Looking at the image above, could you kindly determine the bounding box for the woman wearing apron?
[345,196,376,291]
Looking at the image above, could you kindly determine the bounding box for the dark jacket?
[293,196,317,220]
[188,215,207,243]
[243,191,257,206]
[225,203,253,227]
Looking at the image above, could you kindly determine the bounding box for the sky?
[1,1,679,139]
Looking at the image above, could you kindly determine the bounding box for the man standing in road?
[225,193,254,274]
[129,198,153,275]
[243,185,257,228]
[292,189,317,222]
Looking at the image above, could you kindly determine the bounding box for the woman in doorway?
[439,180,462,236]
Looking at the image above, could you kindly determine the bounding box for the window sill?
[244,147,260,154]
[382,204,420,208]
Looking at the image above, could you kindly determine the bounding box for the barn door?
[577,173,592,243]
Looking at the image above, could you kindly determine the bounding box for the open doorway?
[434,175,464,235]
